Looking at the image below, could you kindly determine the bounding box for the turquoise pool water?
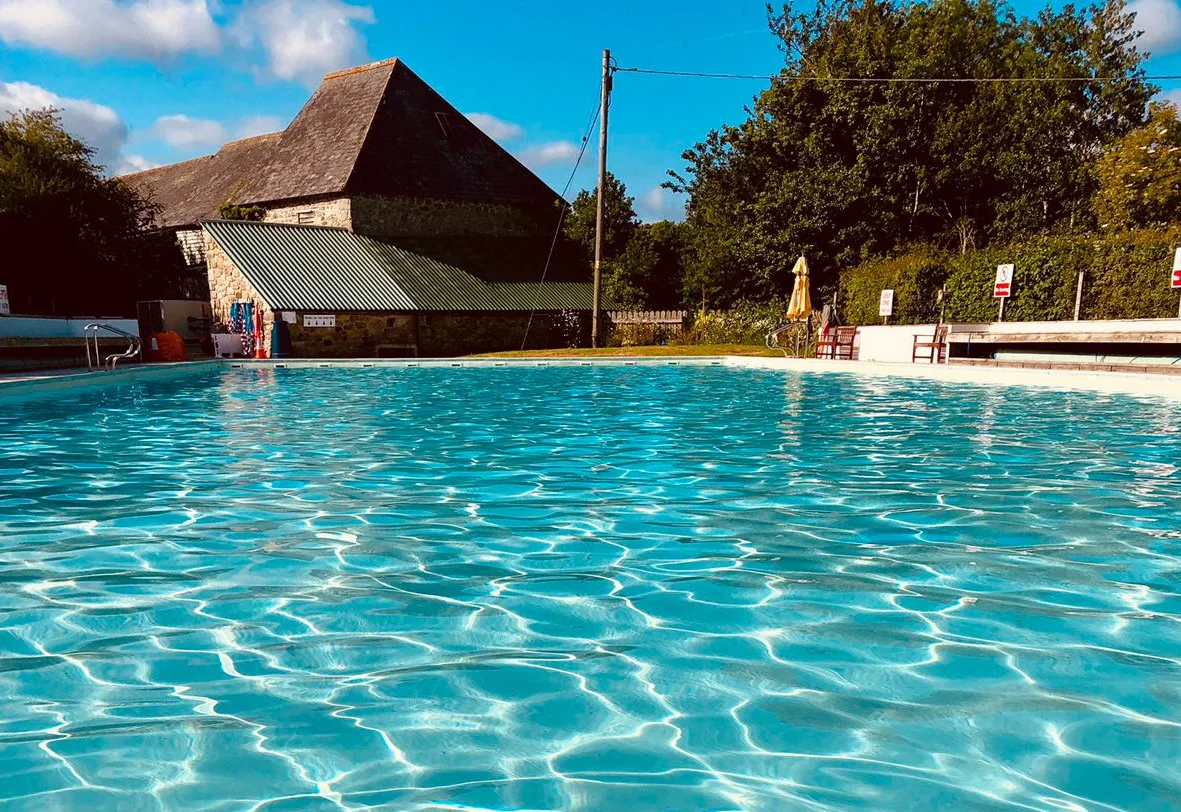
[2,365,1180,811]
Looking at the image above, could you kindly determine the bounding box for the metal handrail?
[765,323,795,357]
[84,323,142,371]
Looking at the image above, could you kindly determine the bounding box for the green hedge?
[840,251,948,325]
[840,228,1181,324]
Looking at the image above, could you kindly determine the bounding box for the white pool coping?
[3,355,1181,401]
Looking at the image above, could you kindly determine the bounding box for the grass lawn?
[470,344,785,359]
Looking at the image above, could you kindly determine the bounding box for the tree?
[604,220,688,309]
[0,109,196,316]
[1095,102,1181,230]
[671,0,1154,307]
[564,171,639,265]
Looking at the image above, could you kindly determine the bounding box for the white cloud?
[0,0,219,61]
[236,114,285,139]
[636,185,686,222]
[0,80,128,168]
[641,186,668,213]
[1129,0,1181,54]
[237,0,375,86]
[516,140,581,168]
[1158,87,1181,107]
[117,154,160,174]
[466,112,524,142]
[150,113,224,148]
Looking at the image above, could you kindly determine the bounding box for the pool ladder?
[85,323,142,371]
[765,323,795,357]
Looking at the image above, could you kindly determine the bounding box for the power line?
[520,95,601,351]
[615,65,1181,83]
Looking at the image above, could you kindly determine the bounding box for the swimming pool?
[2,363,1179,811]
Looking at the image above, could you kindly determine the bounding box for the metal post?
[998,297,1006,323]
[591,49,612,348]
[1177,292,1181,319]
[1074,271,1084,321]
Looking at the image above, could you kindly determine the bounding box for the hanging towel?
[239,301,256,356]
[229,301,242,332]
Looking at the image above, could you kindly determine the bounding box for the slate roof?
[119,133,280,229]
[203,219,595,312]
[121,58,562,228]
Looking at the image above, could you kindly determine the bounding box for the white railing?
[85,323,142,371]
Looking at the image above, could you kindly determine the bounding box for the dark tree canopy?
[564,171,639,266]
[0,110,199,317]
[670,0,1154,307]
[604,220,688,310]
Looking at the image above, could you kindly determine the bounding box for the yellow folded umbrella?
[785,256,812,321]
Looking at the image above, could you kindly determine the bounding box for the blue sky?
[2,0,1181,222]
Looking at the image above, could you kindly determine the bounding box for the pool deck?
[4,355,1181,401]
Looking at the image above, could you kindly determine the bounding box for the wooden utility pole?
[592,49,612,348]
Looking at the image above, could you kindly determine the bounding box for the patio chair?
[912,323,949,364]
[816,328,836,359]
[831,326,857,360]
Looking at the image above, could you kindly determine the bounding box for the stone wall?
[287,313,417,357]
[349,195,553,239]
[204,235,274,350]
[417,313,574,356]
[279,311,579,357]
[263,197,352,229]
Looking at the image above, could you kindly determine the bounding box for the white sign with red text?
[994,264,1014,299]
[879,289,895,317]
[1172,248,1181,289]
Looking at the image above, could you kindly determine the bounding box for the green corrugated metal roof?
[202,219,596,312]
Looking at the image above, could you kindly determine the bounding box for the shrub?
[680,300,787,345]
[557,309,589,348]
[607,322,671,347]
[943,238,1084,323]
[839,251,949,325]
[841,228,1181,324]
[218,202,266,221]
[1084,228,1181,319]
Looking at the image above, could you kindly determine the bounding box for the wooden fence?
[607,310,690,335]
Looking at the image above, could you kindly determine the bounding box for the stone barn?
[121,58,592,356]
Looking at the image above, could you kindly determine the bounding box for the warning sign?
[994,264,1014,299]
[1172,248,1181,289]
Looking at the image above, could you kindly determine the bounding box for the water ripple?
[1,366,1180,811]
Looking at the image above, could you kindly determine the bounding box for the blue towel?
[242,301,254,332]
[229,301,241,332]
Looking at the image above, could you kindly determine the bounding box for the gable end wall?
[349,195,555,239]
[263,197,353,229]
